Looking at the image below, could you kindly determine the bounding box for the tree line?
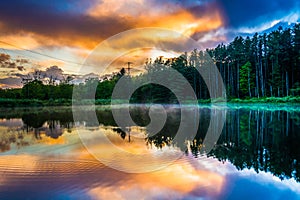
[0,24,300,102]
[208,23,300,98]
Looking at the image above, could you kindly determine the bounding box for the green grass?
[0,96,300,107]
[229,96,300,104]
[0,98,72,107]
[0,98,120,107]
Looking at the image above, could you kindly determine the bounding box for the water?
[0,105,300,199]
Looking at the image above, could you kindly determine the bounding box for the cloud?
[17,65,66,82]
[1,0,299,87]
[80,27,209,75]
[0,53,29,71]
[44,66,65,80]
[0,0,227,82]
[88,0,223,37]
[0,65,67,88]
[190,0,300,45]
[0,77,22,88]
[17,66,25,71]
[0,0,299,52]
[218,0,300,29]
[0,34,42,50]
[0,1,132,49]
[0,0,224,50]
[0,53,10,63]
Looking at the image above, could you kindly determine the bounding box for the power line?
[0,40,87,67]
[0,48,80,74]
[0,40,142,75]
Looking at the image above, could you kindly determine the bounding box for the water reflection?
[209,107,300,182]
[0,105,300,199]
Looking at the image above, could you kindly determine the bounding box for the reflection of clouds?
[88,158,225,200]
[230,168,300,195]
[44,128,226,199]
[0,155,38,186]
[0,121,75,153]
[215,167,300,200]
[0,125,299,199]
[88,183,183,200]
[44,121,63,139]
[0,107,300,198]
[0,119,23,128]
[78,126,184,172]
[136,161,224,192]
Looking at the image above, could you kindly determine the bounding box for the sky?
[0,0,299,88]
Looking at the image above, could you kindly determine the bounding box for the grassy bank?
[0,96,300,107]
[0,98,112,107]
[229,96,300,104]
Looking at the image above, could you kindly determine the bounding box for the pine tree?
[240,61,254,97]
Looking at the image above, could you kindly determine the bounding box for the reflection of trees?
[21,109,74,129]
[0,108,76,151]
[0,140,11,152]
[143,107,300,182]
[0,119,70,151]
[145,107,211,151]
[20,109,74,140]
[1,106,299,183]
[0,127,30,152]
[205,109,300,182]
[112,128,126,139]
[45,120,63,139]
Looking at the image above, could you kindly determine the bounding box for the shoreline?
[0,97,300,108]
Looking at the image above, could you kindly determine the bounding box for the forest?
[1,24,300,105]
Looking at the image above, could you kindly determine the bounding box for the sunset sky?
[0,0,299,88]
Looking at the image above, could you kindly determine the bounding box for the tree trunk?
[271,59,274,97]
[260,59,265,96]
[286,71,289,96]
[237,63,240,98]
[248,66,252,97]
[286,112,289,136]
[256,63,260,98]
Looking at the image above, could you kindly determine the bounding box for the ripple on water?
[0,154,130,199]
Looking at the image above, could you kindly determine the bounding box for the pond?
[0,104,299,199]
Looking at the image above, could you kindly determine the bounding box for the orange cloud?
[0,0,225,51]
[88,0,224,39]
[139,9,223,37]
[0,33,41,50]
[0,0,226,81]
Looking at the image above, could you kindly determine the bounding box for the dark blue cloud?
[218,0,299,28]
[0,0,131,45]
[1,0,298,49]
[0,0,94,14]
[0,0,224,48]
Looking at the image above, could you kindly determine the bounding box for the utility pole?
[127,62,133,75]
[21,77,32,98]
